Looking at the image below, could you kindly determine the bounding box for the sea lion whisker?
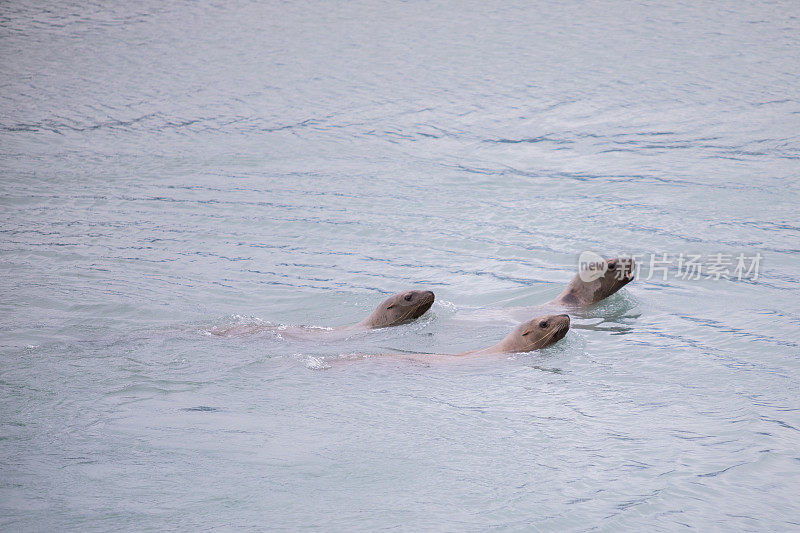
[395,304,422,324]
[529,327,559,350]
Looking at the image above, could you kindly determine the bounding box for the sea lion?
[342,314,570,364]
[547,257,635,307]
[209,289,435,338]
[454,257,635,324]
[461,313,571,355]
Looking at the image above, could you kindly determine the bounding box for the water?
[2,0,799,530]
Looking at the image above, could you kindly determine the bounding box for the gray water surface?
[2,1,800,530]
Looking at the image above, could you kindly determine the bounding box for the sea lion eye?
[540,321,548,328]
[404,293,413,301]
[608,261,617,270]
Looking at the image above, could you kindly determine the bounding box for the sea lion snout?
[605,257,635,288]
[410,290,435,318]
[552,314,570,342]
[614,257,636,280]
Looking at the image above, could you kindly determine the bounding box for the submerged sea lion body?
[210,290,435,339]
[455,257,635,324]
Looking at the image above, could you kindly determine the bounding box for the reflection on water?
[2,0,800,530]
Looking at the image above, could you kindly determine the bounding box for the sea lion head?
[559,257,635,306]
[362,290,435,328]
[497,314,570,353]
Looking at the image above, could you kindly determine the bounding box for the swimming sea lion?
[461,313,571,355]
[344,314,569,364]
[548,257,635,307]
[454,257,635,324]
[210,289,435,338]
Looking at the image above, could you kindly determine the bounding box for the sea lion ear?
[521,326,533,336]
[386,304,396,309]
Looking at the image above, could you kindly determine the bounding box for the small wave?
[302,355,331,370]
